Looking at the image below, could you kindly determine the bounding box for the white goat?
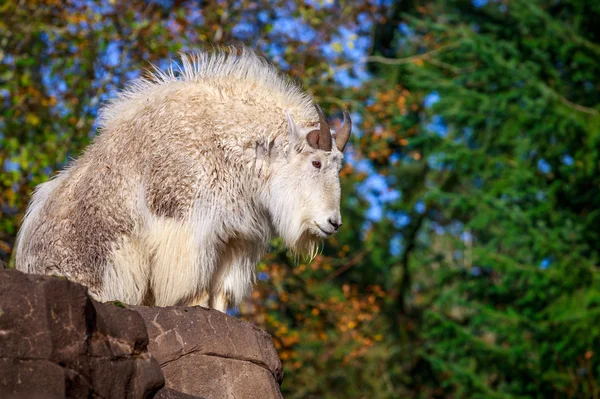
[15,48,352,311]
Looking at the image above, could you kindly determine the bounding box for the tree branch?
[397,211,426,315]
[334,40,463,72]
[538,83,600,116]
[365,41,462,66]
[325,250,367,282]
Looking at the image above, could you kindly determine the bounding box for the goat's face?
[288,146,344,238]
[266,106,351,254]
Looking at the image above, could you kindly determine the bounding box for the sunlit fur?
[15,47,347,311]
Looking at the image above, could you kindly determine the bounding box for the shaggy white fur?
[15,47,350,312]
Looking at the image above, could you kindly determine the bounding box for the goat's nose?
[328,218,342,231]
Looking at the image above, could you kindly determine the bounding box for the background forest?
[2,0,600,397]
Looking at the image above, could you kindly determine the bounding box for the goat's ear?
[268,135,288,159]
[286,111,298,140]
[286,111,303,155]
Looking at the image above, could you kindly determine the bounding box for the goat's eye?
[312,161,322,169]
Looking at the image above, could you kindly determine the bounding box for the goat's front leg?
[187,291,210,308]
[210,292,230,313]
[209,241,260,313]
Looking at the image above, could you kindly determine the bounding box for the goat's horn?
[335,110,352,151]
[314,104,332,152]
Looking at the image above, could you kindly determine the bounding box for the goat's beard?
[268,196,322,262]
[288,230,322,263]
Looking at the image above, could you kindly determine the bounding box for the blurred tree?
[362,0,600,397]
[2,0,600,398]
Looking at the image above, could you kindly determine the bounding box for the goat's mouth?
[312,223,334,237]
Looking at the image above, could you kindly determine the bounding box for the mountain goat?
[15,48,352,312]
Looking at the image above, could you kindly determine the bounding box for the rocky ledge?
[133,306,283,399]
[0,270,283,399]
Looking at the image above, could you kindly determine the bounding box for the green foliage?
[368,0,600,396]
[2,0,599,397]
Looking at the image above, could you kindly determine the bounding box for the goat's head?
[266,104,352,255]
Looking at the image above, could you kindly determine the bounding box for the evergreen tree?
[368,0,600,396]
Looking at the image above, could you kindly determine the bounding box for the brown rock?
[0,269,164,398]
[132,306,283,399]
[154,387,204,399]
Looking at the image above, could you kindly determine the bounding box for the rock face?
[0,269,284,399]
[0,270,164,398]
[132,306,284,399]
